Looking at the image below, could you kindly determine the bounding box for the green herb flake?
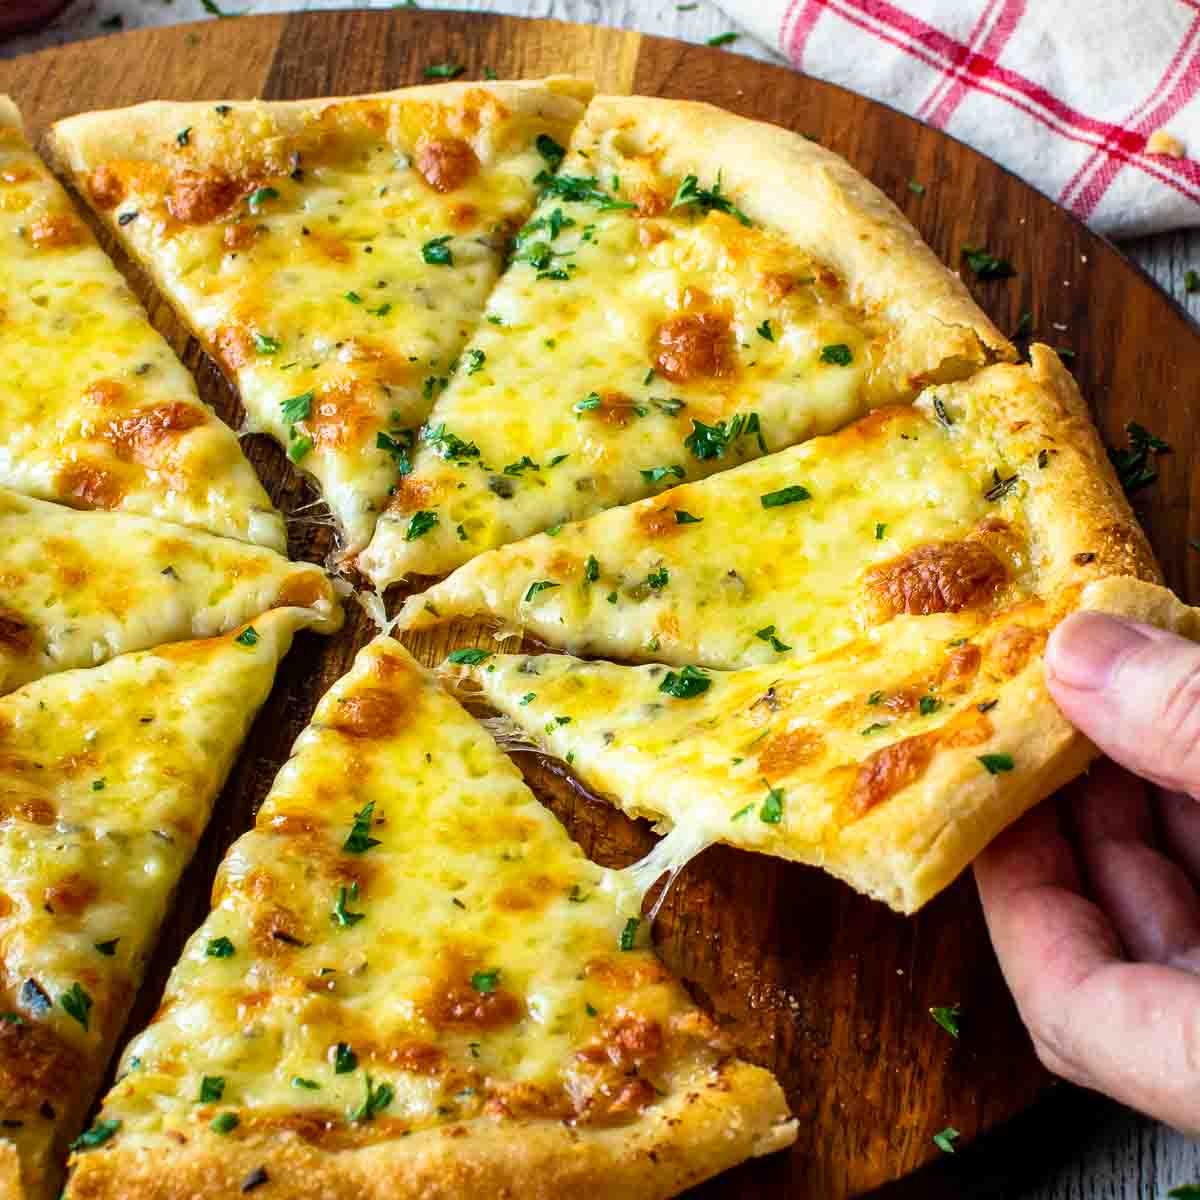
[405,510,438,542]
[334,1042,357,1073]
[235,626,259,647]
[1108,421,1171,495]
[292,1077,321,1090]
[933,1127,960,1154]
[761,485,811,509]
[447,648,492,666]
[424,62,465,79]
[646,566,669,591]
[674,510,703,524]
[70,1119,120,1151]
[471,969,501,994]
[961,245,1014,279]
[176,127,192,148]
[759,785,784,824]
[212,1112,240,1134]
[1186,271,1200,294]
[422,234,453,266]
[280,391,313,424]
[619,917,640,951]
[536,133,566,170]
[861,722,890,736]
[247,186,278,214]
[819,343,853,366]
[978,753,1014,774]
[349,1074,394,1122]
[464,348,486,374]
[287,436,313,463]
[754,625,792,653]
[343,801,381,855]
[61,982,93,1031]
[670,171,751,226]
[524,580,561,602]
[94,939,119,957]
[641,464,685,483]
[875,522,887,540]
[659,665,710,699]
[707,31,740,46]
[919,696,942,716]
[756,318,774,341]
[584,554,600,582]
[731,803,754,821]
[198,1076,225,1104]
[206,936,235,958]
[908,179,925,195]
[253,332,280,355]
[519,692,536,706]
[929,1004,960,1038]
[332,882,366,927]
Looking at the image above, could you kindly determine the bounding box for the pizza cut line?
[356,93,1014,588]
[0,97,285,552]
[63,638,795,1200]
[48,79,594,556]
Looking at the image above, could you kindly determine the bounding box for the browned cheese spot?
[652,313,735,383]
[414,137,479,193]
[863,539,1008,621]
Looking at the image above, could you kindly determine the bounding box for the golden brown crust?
[66,1060,793,1200]
[578,94,1015,398]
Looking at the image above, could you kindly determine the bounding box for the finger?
[1045,612,1200,797]
[1071,761,1200,971]
[1156,789,1200,886]
[977,803,1200,1131]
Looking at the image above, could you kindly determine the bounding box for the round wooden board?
[4,11,1199,1197]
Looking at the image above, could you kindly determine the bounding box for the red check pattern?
[717,0,1200,235]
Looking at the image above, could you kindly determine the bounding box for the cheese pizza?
[64,639,794,1200]
[0,610,324,1200]
[49,80,592,555]
[357,93,1012,588]
[0,487,342,695]
[398,349,1080,669]
[0,98,283,552]
[448,348,1200,912]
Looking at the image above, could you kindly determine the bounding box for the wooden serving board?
[3,11,1199,1197]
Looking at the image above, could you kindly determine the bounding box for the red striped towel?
[715,0,1200,236]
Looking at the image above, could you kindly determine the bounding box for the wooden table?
[5,4,1200,1198]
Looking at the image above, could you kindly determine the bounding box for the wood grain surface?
[3,10,1199,1197]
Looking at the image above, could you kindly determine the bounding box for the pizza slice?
[64,639,794,1200]
[0,609,324,1200]
[448,347,1200,913]
[0,487,342,695]
[399,348,1082,669]
[0,98,284,551]
[49,80,592,555]
[357,94,1012,588]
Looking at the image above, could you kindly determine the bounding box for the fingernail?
[1046,612,1153,692]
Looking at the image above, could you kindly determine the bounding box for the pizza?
[444,347,1188,913]
[48,80,592,555]
[64,638,794,1200]
[356,94,1012,589]
[0,610,328,1200]
[0,98,283,552]
[0,487,342,695]
[397,348,1084,669]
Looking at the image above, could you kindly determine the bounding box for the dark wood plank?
[3,10,1198,1197]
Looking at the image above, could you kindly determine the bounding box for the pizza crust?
[67,1060,792,1200]
[578,95,1015,399]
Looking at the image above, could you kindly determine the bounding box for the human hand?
[975,611,1200,1132]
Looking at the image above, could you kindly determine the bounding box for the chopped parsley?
[247,186,277,214]
[756,318,774,341]
[580,554,600,583]
[685,412,764,460]
[212,1113,240,1134]
[536,133,566,171]
[334,1042,357,1073]
[619,917,640,951]
[422,234,453,266]
[755,625,792,653]
[198,1076,225,1104]
[1108,421,1170,494]
[932,395,953,428]
[978,753,1014,774]
[929,1004,960,1038]
[447,648,492,665]
[93,939,119,957]
[519,693,536,705]
[405,510,438,541]
[574,391,601,414]
[731,803,754,821]
[70,1119,120,1151]
[670,172,751,226]
[176,127,192,147]
[1012,310,1033,339]
[91,778,105,791]
[349,1075,394,1122]
[332,882,365,927]
[759,785,784,824]
[288,436,313,463]
[819,343,853,366]
[646,566,669,590]
[117,210,138,226]
[875,522,887,540]
[423,423,480,461]
[471,969,501,993]
[377,429,414,475]
[503,454,540,476]
[1187,270,1200,294]
[961,244,1014,279]
[707,31,740,46]
[235,626,259,647]
[464,348,486,375]
[424,62,465,79]
[933,1127,960,1154]
[60,982,93,1031]
[253,332,280,355]
[344,290,363,304]
[535,172,635,211]
[280,391,313,424]
[292,1077,321,1090]
[524,580,561,602]
[861,722,890,736]
[919,696,942,716]
[675,509,703,524]
[908,179,926,195]
[206,936,235,958]
[343,802,381,854]
[761,484,811,508]
[641,464,686,483]
[659,665,710,699]
[984,469,1020,501]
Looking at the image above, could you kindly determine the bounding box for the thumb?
[1046,612,1200,797]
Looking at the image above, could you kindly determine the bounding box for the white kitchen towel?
[714,0,1200,237]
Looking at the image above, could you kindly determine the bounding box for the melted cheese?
[0,111,283,551]
[0,488,342,695]
[0,611,312,1196]
[90,640,740,1155]
[397,386,1037,667]
[359,124,888,585]
[56,88,587,553]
